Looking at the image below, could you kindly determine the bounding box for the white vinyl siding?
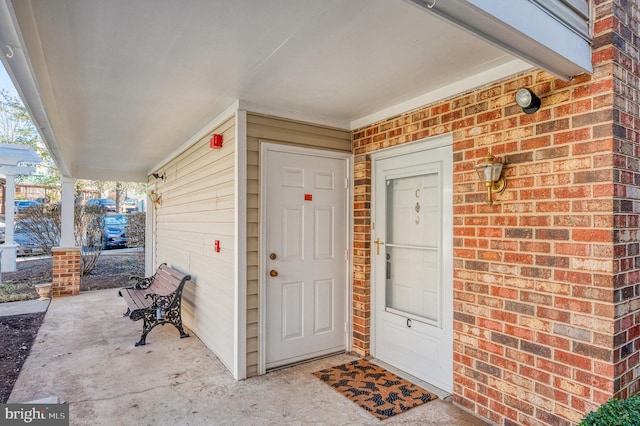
[151,111,350,378]
[245,112,351,377]
[153,114,236,372]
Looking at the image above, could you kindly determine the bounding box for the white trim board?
[233,110,248,380]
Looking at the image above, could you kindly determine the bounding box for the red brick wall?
[353,154,372,355]
[52,247,81,296]
[607,0,640,402]
[351,3,631,424]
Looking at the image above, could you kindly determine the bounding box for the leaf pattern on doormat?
[313,359,437,420]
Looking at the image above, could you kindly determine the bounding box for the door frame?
[369,135,454,390]
[145,182,157,276]
[258,141,353,374]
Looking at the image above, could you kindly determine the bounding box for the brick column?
[352,153,372,356]
[52,247,81,296]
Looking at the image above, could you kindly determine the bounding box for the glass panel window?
[385,173,441,323]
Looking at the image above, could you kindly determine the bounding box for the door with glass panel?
[372,142,453,392]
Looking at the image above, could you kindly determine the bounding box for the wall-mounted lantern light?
[149,190,162,208]
[475,154,506,205]
[515,88,541,114]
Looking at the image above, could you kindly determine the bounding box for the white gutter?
[407,0,593,81]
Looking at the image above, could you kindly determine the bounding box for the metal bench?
[118,263,191,346]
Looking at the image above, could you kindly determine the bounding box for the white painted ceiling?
[4,0,530,181]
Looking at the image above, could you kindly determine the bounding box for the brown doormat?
[313,359,438,420]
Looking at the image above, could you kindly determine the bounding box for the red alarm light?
[210,134,223,149]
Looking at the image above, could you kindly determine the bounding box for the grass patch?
[0,282,38,303]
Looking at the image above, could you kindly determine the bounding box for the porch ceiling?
[0,0,535,182]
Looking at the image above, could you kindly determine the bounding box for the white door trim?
[369,133,452,161]
[233,110,248,380]
[370,134,454,392]
[145,182,157,276]
[258,142,352,374]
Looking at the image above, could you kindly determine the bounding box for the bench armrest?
[128,274,154,289]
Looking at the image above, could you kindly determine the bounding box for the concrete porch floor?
[9,289,488,425]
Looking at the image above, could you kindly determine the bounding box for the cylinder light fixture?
[515,88,541,114]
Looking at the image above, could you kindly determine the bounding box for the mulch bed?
[0,312,44,404]
[0,251,144,403]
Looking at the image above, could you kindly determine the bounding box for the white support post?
[59,177,76,248]
[1,173,17,272]
[0,144,42,273]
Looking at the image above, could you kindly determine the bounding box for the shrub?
[16,203,60,253]
[580,396,640,425]
[74,204,105,274]
[126,212,145,249]
[16,203,105,275]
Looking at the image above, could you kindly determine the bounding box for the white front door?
[263,144,349,369]
[372,140,453,392]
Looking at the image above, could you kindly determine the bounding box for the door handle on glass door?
[374,238,385,255]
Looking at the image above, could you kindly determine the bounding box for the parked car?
[122,199,138,213]
[14,200,39,214]
[86,198,117,212]
[14,222,45,257]
[103,214,128,249]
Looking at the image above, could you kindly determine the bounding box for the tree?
[0,89,60,186]
[112,181,146,211]
[114,181,123,212]
[78,179,146,212]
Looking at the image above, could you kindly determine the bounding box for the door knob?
[270,269,278,277]
[270,253,277,260]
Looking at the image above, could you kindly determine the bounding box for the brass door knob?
[270,269,278,277]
